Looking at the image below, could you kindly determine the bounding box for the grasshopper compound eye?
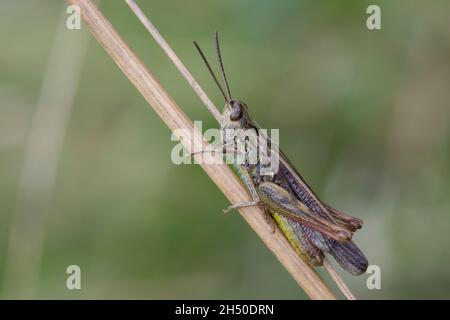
[229,101,243,121]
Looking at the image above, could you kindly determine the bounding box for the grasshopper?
[193,33,368,275]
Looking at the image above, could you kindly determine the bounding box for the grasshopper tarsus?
[223,200,259,214]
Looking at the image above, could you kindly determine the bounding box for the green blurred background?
[1,0,449,299]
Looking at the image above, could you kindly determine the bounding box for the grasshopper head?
[226,99,246,121]
[222,98,253,129]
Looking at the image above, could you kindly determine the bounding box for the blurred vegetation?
[0,0,449,299]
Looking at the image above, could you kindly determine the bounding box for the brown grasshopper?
[193,33,368,275]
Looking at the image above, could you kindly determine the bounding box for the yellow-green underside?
[270,211,314,267]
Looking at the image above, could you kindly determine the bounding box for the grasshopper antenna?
[214,31,232,100]
[193,41,229,103]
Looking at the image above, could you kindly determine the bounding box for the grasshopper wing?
[323,238,368,275]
